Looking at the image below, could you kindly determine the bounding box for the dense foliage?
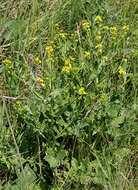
[0,0,137,189]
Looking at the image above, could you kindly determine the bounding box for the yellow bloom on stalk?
[50,41,54,44]
[62,66,70,73]
[35,57,41,64]
[95,16,102,23]
[110,27,117,35]
[65,59,70,65]
[65,59,72,68]
[2,59,11,64]
[40,83,45,88]
[78,87,86,95]
[119,67,126,75]
[95,44,102,52]
[103,26,109,30]
[69,56,75,61]
[123,25,129,31]
[102,56,108,61]
[37,77,45,87]
[37,77,44,83]
[55,23,59,28]
[59,33,66,38]
[45,46,53,56]
[95,35,101,41]
[84,51,90,58]
[122,58,127,63]
[82,21,90,31]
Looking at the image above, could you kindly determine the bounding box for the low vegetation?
[0,0,137,189]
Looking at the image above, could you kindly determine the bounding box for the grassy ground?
[0,0,138,189]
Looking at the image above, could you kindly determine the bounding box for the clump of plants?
[0,0,137,189]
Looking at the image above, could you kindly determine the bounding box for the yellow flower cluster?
[119,68,126,75]
[82,21,90,31]
[35,57,41,64]
[122,58,127,63]
[95,35,101,41]
[37,77,45,87]
[123,25,129,31]
[95,16,102,23]
[69,56,75,62]
[78,87,86,95]
[62,66,70,73]
[3,59,12,69]
[45,46,53,56]
[103,26,109,30]
[95,44,102,52]
[55,23,59,28]
[84,51,90,58]
[3,59,11,64]
[59,33,66,38]
[102,56,108,61]
[110,27,117,35]
[62,56,75,73]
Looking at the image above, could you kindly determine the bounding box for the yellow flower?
[78,87,86,95]
[84,51,90,58]
[62,66,70,73]
[102,56,108,61]
[119,67,126,75]
[95,44,102,52]
[16,101,21,105]
[40,83,45,88]
[110,27,117,35]
[95,16,102,23]
[95,35,101,41]
[123,25,129,31]
[69,56,75,61]
[59,33,66,38]
[65,59,70,65]
[2,59,11,64]
[35,57,41,64]
[82,21,90,31]
[50,41,54,44]
[103,26,109,30]
[122,58,127,63]
[73,86,76,90]
[37,77,44,83]
[45,46,53,56]
[55,23,59,28]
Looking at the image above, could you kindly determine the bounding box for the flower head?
[35,57,41,64]
[102,56,108,61]
[103,26,109,30]
[123,25,129,31]
[62,66,70,73]
[95,44,102,52]
[119,67,126,75]
[95,16,102,23]
[84,51,90,58]
[82,21,90,31]
[45,46,53,56]
[78,87,86,95]
[95,35,101,41]
[110,27,117,35]
[69,56,75,62]
[122,58,127,63]
[3,59,11,64]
